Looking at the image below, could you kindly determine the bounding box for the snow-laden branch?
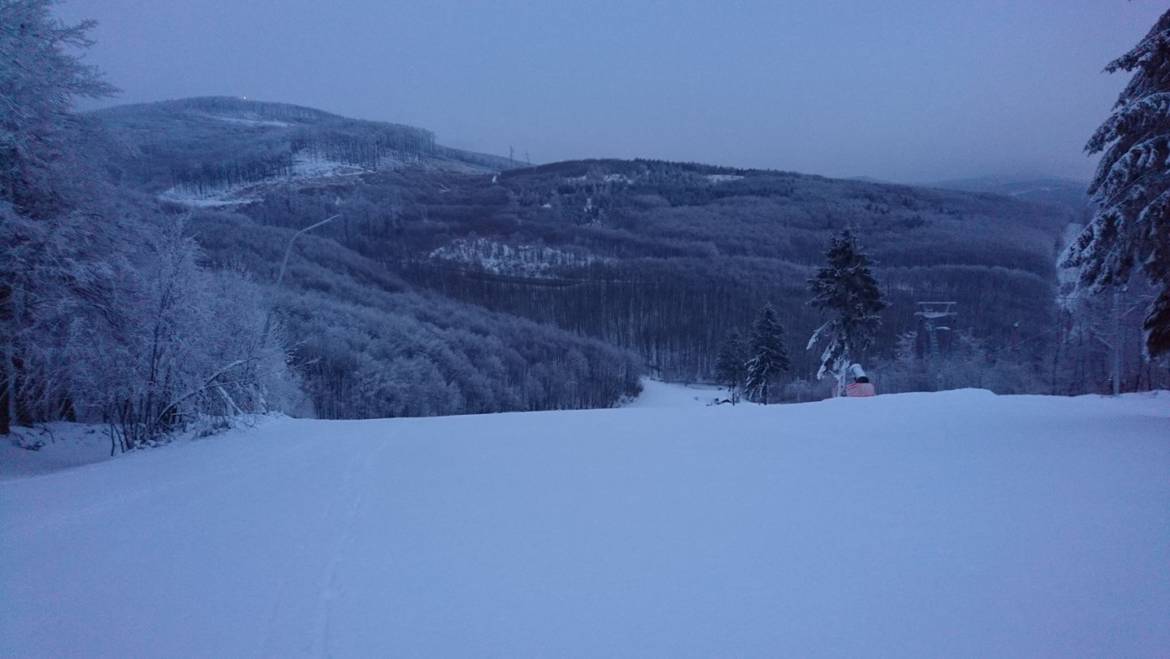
[806,321,830,351]
[152,359,252,429]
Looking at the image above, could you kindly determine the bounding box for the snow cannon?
[845,363,876,397]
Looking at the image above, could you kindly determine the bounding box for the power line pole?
[915,301,958,359]
[260,214,340,345]
[915,301,958,389]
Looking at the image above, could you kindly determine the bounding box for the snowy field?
[2,387,1168,657]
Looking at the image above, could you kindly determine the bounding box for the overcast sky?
[57,1,1163,183]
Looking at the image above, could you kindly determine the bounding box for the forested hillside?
[3,71,640,434]
[67,98,642,420]
[929,176,1091,220]
[85,98,1165,400]
[403,160,1071,381]
[88,103,1069,387]
[189,210,641,418]
[86,97,519,203]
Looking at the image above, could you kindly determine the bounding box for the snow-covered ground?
[195,112,294,128]
[158,154,372,207]
[2,387,1168,657]
[0,422,112,479]
[289,152,370,178]
[623,378,725,407]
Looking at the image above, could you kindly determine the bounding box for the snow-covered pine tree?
[1064,9,1170,359]
[745,305,789,404]
[714,328,748,404]
[807,229,886,396]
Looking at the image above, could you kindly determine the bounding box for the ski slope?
[2,388,1168,657]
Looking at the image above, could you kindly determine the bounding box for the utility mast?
[914,301,958,359]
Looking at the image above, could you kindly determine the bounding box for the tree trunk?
[1112,286,1122,396]
[1,292,17,435]
[0,365,11,435]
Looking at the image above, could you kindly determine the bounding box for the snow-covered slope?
[623,378,725,408]
[2,389,1168,657]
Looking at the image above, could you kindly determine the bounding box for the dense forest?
[78,99,1168,400]
[189,210,641,419]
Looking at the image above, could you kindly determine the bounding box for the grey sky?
[57,1,1163,183]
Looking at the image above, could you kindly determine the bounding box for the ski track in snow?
[310,443,384,657]
[2,388,1169,658]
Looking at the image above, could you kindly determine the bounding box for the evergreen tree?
[807,229,886,396]
[1064,9,1170,358]
[745,305,789,404]
[714,328,748,404]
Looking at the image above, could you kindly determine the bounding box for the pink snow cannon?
[846,363,876,397]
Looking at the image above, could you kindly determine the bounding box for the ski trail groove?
[255,446,336,658]
[310,440,385,658]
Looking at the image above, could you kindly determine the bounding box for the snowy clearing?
[157,184,257,207]
[428,237,601,279]
[290,153,371,178]
[2,388,1168,657]
[195,112,294,128]
[623,378,724,407]
[157,154,372,207]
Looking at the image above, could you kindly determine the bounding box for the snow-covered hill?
[88,96,522,205]
[3,388,1168,657]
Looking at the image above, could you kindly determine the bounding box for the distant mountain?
[86,96,522,202]
[398,159,1073,380]
[927,176,1091,219]
[89,98,1079,395]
